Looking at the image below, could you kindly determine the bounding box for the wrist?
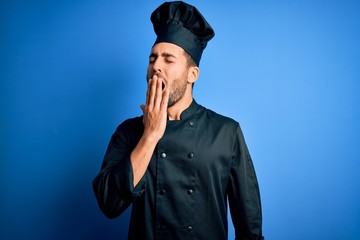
[140,133,161,146]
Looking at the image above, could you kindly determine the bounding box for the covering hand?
[140,74,169,143]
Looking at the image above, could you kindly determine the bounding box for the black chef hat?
[151,1,215,66]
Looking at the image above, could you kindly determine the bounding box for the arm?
[92,122,142,218]
[132,75,169,187]
[228,124,264,240]
[93,75,169,218]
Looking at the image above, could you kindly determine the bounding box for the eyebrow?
[149,52,177,59]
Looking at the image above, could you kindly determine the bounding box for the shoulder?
[200,104,239,129]
[117,116,143,130]
[114,116,144,140]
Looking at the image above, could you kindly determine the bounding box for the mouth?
[153,73,166,90]
[148,73,166,90]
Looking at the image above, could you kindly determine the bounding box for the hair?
[184,51,197,68]
[183,51,198,88]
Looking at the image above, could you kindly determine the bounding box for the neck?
[167,94,193,121]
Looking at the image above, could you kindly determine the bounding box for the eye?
[149,57,155,64]
[165,58,175,63]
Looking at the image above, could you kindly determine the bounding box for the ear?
[187,66,200,84]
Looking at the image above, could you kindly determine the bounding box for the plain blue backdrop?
[2,0,360,239]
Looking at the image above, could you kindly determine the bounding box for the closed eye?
[149,52,177,64]
[165,58,175,63]
[149,53,157,64]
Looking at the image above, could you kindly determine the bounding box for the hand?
[140,75,169,143]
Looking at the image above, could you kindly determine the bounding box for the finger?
[148,76,157,110]
[160,86,170,111]
[140,104,146,124]
[153,77,163,110]
[145,78,152,106]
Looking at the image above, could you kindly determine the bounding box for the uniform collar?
[179,98,201,120]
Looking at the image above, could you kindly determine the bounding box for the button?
[159,189,166,195]
[187,153,194,158]
[187,189,194,195]
[188,121,194,126]
[157,224,165,230]
[161,152,167,158]
[186,225,193,232]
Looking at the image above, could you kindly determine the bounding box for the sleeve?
[228,124,264,240]
[92,121,146,219]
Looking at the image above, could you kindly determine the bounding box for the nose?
[152,58,162,74]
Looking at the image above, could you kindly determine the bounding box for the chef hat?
[150,1,215,66]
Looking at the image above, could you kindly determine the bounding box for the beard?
[167,77,187,107]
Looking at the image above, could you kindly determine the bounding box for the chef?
[93,1,264,239]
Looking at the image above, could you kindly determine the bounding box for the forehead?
[151,42,186,57]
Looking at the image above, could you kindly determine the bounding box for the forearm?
[230,125,264,239]
[130,135,158,187]
[93,159,134,218]
[131,75,169,186]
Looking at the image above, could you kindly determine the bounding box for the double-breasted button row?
[158,189,194,195]
[160,152,194,159]
[157,224,193,232]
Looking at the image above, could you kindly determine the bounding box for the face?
[147,42,190,107]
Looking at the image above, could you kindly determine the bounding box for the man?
[93,1,264,239]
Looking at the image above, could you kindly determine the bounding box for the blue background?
[2,0,360,239]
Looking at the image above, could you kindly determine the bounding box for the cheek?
[146,66,152,79]
[168,67,184,78]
